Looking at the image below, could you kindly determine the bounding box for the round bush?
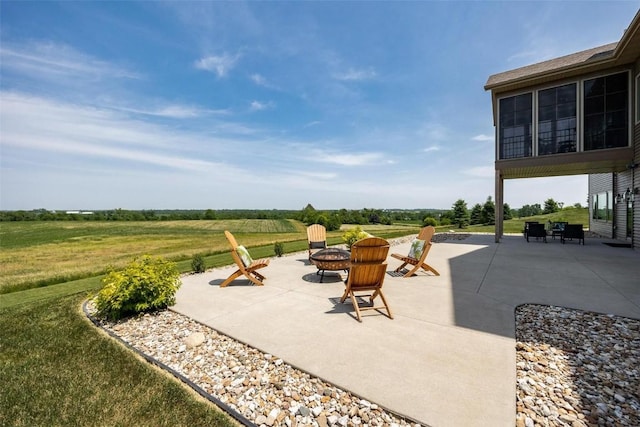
[274,242,284,257]
[191,253,206,273]
[93,255,181,321]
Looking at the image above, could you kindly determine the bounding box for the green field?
[0,212,589,295]
[0,219,419,295]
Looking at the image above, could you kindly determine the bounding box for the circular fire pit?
[309,248,351,282]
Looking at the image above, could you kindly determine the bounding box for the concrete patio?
[173,233,640,427]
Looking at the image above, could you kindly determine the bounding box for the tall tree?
[452,199,470,228]
[469,203,483,225]
[503,203,513,220]
[481,196,495,225]
[543,198,560,214]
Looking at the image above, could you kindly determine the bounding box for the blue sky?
[1,1,639,211]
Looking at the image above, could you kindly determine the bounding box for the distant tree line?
[295,204,445,231]
[0,208,299,222]
[446,197,576,229]
[0,198,580,226]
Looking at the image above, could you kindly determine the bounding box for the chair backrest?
[307,224,326,243]
[564,224,584,238]
[350,237,390,263]
[417,225,436,242]
[409,226,436,262]
[224,230,239,249]
[348,237,390,289]
[528,223,547,237]
[224,230,254,268]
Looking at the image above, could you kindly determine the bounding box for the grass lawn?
[0,219,419,294]
[0,219,421,426]
[0,293,238,427]
[452,207,589,234]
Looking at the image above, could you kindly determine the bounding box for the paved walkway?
[173,234,640,427]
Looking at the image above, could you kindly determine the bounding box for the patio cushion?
[408,238,425,259]
[236,245,253,267]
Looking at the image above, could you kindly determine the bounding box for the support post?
[495,169,504,243]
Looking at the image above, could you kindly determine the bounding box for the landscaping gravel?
[88,303,639,427]
[515,305,639,427]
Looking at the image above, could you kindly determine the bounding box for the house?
[485,9,640,248]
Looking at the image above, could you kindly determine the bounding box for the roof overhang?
[496,147,635,179]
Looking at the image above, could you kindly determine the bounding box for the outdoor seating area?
[524,221,585,245]
[174,232,640,426]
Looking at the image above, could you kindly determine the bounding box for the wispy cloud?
[472,134,494,142]
[112,104,229,119]
[249,100,275,112]
[0,91,235,172]
[463,166,494,178]
[250,73,279,89]
[332,67,377,81]
[0,41,140,81]
[423,145,440,153]
[194,53,241,77]
[309,149,385,166]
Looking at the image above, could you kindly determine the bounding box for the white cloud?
[423,145,440,153]
[309,149,385,166]
[250,73,279,89]
[249,100,275,111]
[472,134,494,142]
[194,53,240,77]
[332,67,377,81]
[112,104,229,119]
[0,91,237,172]
[463,166,495,178]
[0,41,140,81]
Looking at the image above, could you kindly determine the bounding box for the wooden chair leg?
[377,291,393,319]
[394,262,408,273]
[340,288,349,303]
[220,269,242,288]
[421,263,440,276]
[350,292,363,322]
[245,272,264,286]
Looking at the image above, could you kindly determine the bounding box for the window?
[584,72,628,150]
[592,191,612,221]
[538,83,577,155]
[498,93,532,159]
[496,71,630,161]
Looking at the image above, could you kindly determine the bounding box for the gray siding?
[615,171,633,240]
[589,173,614,238]
[634,120,640,248]
[634,58,639,249]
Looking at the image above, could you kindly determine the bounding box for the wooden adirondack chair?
[307,224,327,259]
[391,226,440,278]
[220,230,270,287]
[340,237,392,322]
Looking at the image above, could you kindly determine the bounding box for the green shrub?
[341,226,370,249]
[423,217,438,227]
[191,254,206,273]
[93,255,181,321]
[274,242,284,257]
